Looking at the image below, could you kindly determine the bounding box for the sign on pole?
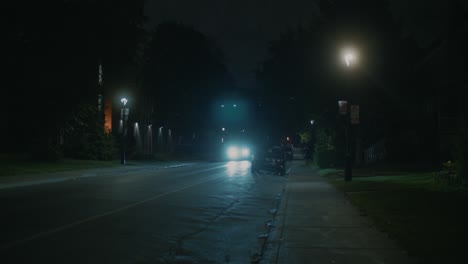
[350,105,360,124]
[338,100,348,115]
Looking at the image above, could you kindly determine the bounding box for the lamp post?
[338,100,352,181]
[340,47,358,181]
[120,97,129,165]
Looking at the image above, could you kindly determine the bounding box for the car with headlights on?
[224,144,251,161]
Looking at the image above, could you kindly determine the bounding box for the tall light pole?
[340,47,358,181]
[338,100,352,181]
[120,97,129,165]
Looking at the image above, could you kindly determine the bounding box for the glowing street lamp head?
[121,98,128,106]
[344,53,354,67]
[341,47,358,67]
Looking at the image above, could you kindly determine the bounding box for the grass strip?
[0,159,120,177]
[322,169,468,263]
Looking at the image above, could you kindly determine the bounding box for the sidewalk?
[0,162,192,190]
[265,164,415,264]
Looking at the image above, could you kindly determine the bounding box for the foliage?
[435,160,459,186]
[454,126,468,185]
[5,1,146,158]
[64,104,117,160]
[142,22,233,141]
[256,26,332,137]
[388,0,468,48]
[298,130,311,144]
[314,127,339,168]
[388,0,468,165]
[256,0,417,147]
[436,125,468,186]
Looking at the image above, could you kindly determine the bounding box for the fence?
[364,139,386,164]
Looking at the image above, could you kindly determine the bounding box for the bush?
[64,104,117,160]
[454,130,468,186]
[316,149,337,168]
[435,160,459,186]
[314,127,341,168]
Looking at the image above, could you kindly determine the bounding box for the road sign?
[338,100,348,115]
[350,105,360,124]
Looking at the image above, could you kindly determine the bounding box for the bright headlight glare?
[241,148,250,157]
[227,146,239,159]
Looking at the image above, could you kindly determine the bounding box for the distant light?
[221,104,225,108]
[233,104,237,107]
[310,120,315,125]
[121,98,128,106]
[222,127,225,131]
[135,122,138,127]
[286,136,290,141]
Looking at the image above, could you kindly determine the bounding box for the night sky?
[146,0,320,89]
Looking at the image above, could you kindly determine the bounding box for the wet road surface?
[0,161,287,263]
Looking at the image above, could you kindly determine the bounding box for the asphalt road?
[0,161,287,264]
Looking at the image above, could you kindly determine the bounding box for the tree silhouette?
[142,22,234,145]
[5,1,146,159]
[257,0,429,163]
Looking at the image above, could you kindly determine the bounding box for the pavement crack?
[175,198,241,246]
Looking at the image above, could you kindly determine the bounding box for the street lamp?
[339,46,359,181]
[341,47,358,68]
[338,100,352,181]
[120,97,129,165]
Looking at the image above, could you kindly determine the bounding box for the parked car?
[282,145,293,160]
[251,146,287,175]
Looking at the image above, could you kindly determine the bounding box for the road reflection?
[225,161,250,177]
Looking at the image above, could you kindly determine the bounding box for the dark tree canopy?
[5,1,146,157]
[142,22,234,140]
[256,0,436,161]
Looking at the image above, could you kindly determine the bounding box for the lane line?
[1,173,225,250]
